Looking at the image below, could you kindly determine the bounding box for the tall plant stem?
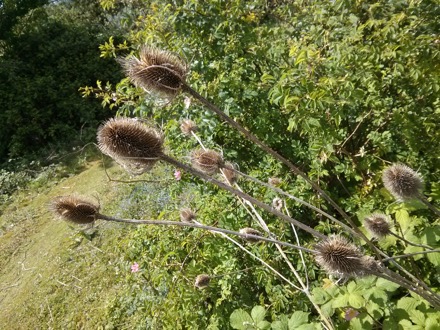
[418,195,440,217]
[182,84,381,258]
[160,153,327,239]
[97,214,315,252]
[389,231,434,250]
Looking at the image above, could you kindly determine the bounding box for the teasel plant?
[382,163,440,217]
[86,115,440,310]
[116,45,385,258]
[179,118,335,327]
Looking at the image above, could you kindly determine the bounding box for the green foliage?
[0,0,123,163]
[7,0,437,328]
[80,0,440,327]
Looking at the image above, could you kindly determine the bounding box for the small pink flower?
[174,169,181,181]
[131,262,140,273]
[344,308,359,321]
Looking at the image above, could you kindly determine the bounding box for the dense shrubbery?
[0,0,123,164]
[70,0,440,328]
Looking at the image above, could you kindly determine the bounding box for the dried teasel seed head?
[180,208,196,223]
[194,274,211,289]
[191,149,224,175]
[315,236,374,278]
[97,117,164,175]
[118,46,188,99]
[382,163,423,201]
[272,197,283,211]
[222,162,238,185]
[50,196,99,224]
[239,227,262,242]
[180,119,198,136]
[268,177,282,186]
[364,213,391,238]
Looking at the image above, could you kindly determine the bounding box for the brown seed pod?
[315,236,373,278]
[272,197,283,211]
[268,177,282,186]
[364,213,391,238]
[97,117,164,175]
[191,149,224,175]
[382,163,423,201]
[239,227,263,242]
[222,162,238,185]
[194,274,211,289]
[50,196,99,224]
[118,46,188,99]
[180,208,197,223]
[180,119,198,136]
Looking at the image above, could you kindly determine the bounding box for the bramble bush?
[59,0,440,328]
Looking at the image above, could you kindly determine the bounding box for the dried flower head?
[118,46,188,99]
[180,208,196,223]
[382,163,423,200]
[272,197,283,211]
[180,119,198,136]
[239,227,262,242]
[97,117,164,175]
[194,274,211,289]
[268,177,282,186]
[222,162,238,185]
[191,149,224,175]
[364,213,391,238]
[50,196,99,224]
[315,236,376,278]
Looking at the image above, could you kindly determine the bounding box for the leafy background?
[0,0,439,329]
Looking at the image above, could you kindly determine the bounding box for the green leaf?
[256,321,271,330]
[271,315,289,330]
[288,311,309,329]
[332,294,349,308]
[409,310,425,326]
[395,209,411,232]
[251,306,267,324]
[397,297,422,311]
[376,278,400,292]
[230,309,253,330]
[348,293,365,309]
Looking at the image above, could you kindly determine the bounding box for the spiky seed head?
[222,162,238,185]
[118,46,188,99]
[364,213,391,238]
[180,119,198,136]
[382,163,423,200]
[268,177,282,186]
[272,197,283,211]
[194,274,211,289]
[315,236,372,278]
[180,208,196,223]
[191,149,224,175]
[239,227,262,242]
[97,117,164,175]
[50,196,99,224]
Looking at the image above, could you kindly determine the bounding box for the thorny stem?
[192,220,334,329]
[160,153,327,239]
[182,83,382,259]
[161,153,440,307]
[97,214,315,253]
[230,167,358,237]
[388,231,434,251]
[382,249,440,262]
[418,194,440,217]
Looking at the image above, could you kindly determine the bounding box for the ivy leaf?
[230,309,253,330]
